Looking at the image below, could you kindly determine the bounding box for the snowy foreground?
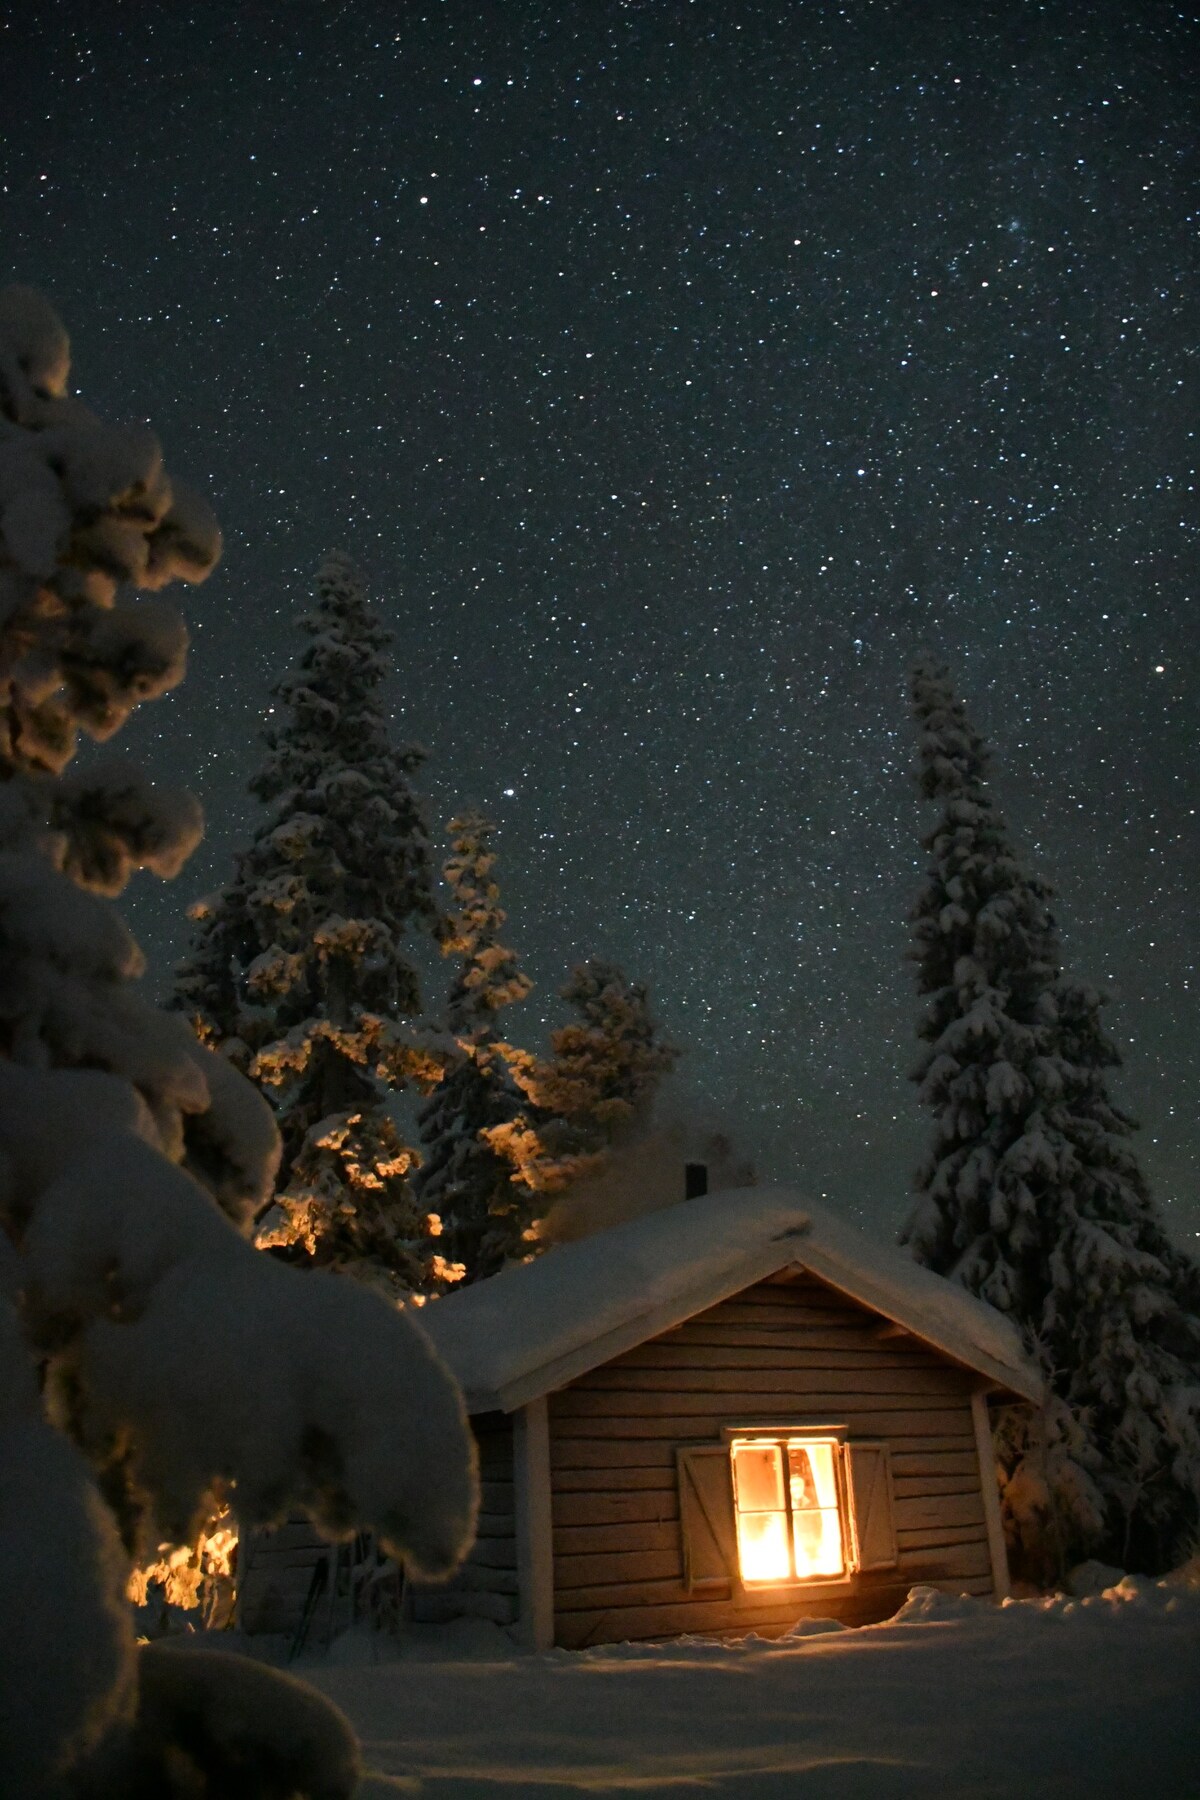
[299,1576,1200,1798]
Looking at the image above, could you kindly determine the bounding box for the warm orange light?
[737,1506,793,1581]
[731,1436,845,1584]
[789,1440,844,1578]
[128,1508,238,1612]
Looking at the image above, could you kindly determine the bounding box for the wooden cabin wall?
[547,1273,993,1649]
[238,1514,335,1637]
[408,1411,518,1629]
[241,1416,518,1637]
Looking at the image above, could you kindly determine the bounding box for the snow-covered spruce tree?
[0,289,476,1798]
[175,552,456,1300]
[902,657,1200,1575]
[486,959,681,1208]
[902,658,1061,1293]
[534,959,681,1138]
[416,811,538,1283]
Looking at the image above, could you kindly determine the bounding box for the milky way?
[4,1,1197,1242]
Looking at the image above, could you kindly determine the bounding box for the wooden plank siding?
[237,1515,335,1637]
[409,1411,519,1628]
[242,1418,522,1636]
[547,1271,995,1648]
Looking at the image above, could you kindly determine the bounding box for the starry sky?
[4,0,1197,1245]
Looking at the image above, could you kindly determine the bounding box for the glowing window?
[729,1435,846,1584]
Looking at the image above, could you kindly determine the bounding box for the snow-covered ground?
[302,1574,1200,1797]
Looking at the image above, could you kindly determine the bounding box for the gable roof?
[419,1187,1044,1412]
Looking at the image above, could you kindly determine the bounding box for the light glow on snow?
[307,1567,1200,1796]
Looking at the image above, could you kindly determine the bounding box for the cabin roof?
[419,1187,1044,1412]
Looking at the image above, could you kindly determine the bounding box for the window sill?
[686,1573,858,1603]
[737,1574,856,1599]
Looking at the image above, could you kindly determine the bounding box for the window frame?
[720,1421,856,1597]
[676,1423,899,1599]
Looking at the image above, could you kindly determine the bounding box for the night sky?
[4,1,1197,1245]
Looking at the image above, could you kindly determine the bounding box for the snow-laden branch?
[3,1063,478,1572]
[0,288,480,1797]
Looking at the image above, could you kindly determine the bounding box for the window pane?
[792,1508,844,1578]
[790,1440,840,1511]
[731,1441,785,1513]
[788,1444,818,1511]
[730,1435,846,1584]
[735,1507,792,1583]
[731,1441,790,1583]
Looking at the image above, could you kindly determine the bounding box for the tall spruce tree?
[416,811,538,1283]
[175,552,453,1298]
[903,658,1200,1574]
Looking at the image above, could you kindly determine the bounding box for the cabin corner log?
[514,1396,555,1650]
[971,1385,1013,1601]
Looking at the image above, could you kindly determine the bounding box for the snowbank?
[309,1575,1200,1796]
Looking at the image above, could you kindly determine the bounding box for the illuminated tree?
[417,811,538,1282]
[486,959,681,1214]
[175,553,455,1298]
[524,959,680,1139]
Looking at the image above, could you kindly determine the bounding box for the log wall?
[242,1415,519,1638]
[547,1271,994,1648]
[237,1514,333,1638]
[408,1411,518,1629]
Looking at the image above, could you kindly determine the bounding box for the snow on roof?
[419,1186,1044,1412]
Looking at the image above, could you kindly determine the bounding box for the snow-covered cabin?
[416,1187,1043,1649]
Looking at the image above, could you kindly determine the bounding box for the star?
[5,0,1194,1243]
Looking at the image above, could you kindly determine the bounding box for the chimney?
[684,1161,708,1200]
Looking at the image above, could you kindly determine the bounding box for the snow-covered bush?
[175,551,455,1298]
[6,1065,476,1564]
[0,288,477,1797]
[417,811,539,1282]
[903,658,1200,1576]
[84,1643,363,1798]
[0,1285,135,1798]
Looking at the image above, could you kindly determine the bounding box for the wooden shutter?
[677,1446,739,1591]
[845,1440,897,1571]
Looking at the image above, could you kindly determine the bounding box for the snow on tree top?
[419,1186,1043,1412]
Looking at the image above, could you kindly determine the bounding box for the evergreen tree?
[487,959,681,1203]
[902,657,1062,1298]
[903,658,1200,1574]
[175,552,453,1298]
[528,959,680,1138]
[416,811,538,1283]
